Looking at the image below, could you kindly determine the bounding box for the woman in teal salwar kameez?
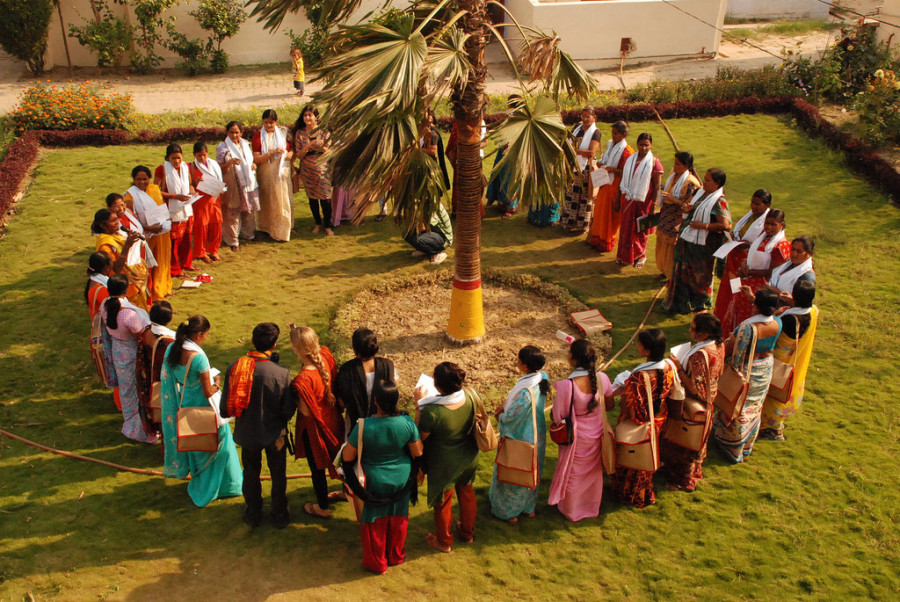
[489,346,549,522]
[161,315,242,507]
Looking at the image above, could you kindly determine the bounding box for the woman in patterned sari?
[611,329,675,508]
[712,289,782,463]
[660,314,725,491]
[92,208,150,309]
[293,105,334,236]
[654,151,700,281]
[559,107,602,234]
[135,301,175,440]
[760,281,819,441]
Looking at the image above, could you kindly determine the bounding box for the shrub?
[191,0,247,73]
[0,0,53,75]
[68,0,133,70]
[9,83,135,133]
[851,69,900,146]
[131,0,178,74]
[287,27,329,69]
[626,66,795,104]
[0,133,40,219]
[166,26,209,76]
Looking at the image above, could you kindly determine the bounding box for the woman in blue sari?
[489,346,549,522]
[161,314,242,507]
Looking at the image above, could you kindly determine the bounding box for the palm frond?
[516,33,598,101]
[489,95,578,210]
[245,0,361,30]
[424,25,473,103]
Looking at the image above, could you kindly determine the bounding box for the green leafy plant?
[191,0,247,73]
[852,68,900,145]
[67,0,132,70]
[131,0,178,74]
[0,0,53,75]
[8,81,135,132]
[165,25,209,76]
[286,26,328,69]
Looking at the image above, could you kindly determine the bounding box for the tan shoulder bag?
[615,371,659,472]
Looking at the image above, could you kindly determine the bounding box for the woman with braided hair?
[290,325,344,518]
[548,339,614,522]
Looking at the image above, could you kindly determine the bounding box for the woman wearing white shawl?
[189,141,225,263]
[253,109,294,242]
[489,346,550,522]
[615,132,664,268]
[655,151,701,281]
[765,236,816,304]
[560,107,603,234]
[217,121,260,251]
[588,121,634,251]
[153,144,196,278]
[712,189,773,321]
[663,168,732,315]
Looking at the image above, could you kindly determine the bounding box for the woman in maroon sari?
[615,133,664,268]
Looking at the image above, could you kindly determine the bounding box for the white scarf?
[151,323,176,338]
[781,306,812,317]
[619,151,655,201]
[733,208,768,242]
[417,389,466,408]
[632,359,670,373]
[103,296,150,326]
[89,273,109,288]
[127,185,169,235]
[503,372,543,412]
[182,338,205,356]
[224,137,258,192]
[600,139,627,168]
[663,170,691,200]
[746,229,786,271]
[769,257,814,293]
[122,209,143,235]
[680,187,725,245]
[163,161,193,222]
[685,338,716,362]
[260,125,288,173]
[573,123,597,171]
[193,157,223,182]
[743,314,775,326]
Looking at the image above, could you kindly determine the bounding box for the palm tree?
[247,0,595,343]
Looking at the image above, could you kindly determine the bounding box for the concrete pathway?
[0,26,835,115]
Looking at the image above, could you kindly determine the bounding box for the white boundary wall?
[726,0,829,20]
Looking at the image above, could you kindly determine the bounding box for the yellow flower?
[875,69,885,79]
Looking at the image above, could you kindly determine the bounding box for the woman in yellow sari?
[124,165,173,300]
[92,208,151,309]
[760,280,818,441]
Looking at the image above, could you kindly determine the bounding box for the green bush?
[625,65,794,104]
[191,0,247,73]
[852,68,900,145]
[131,0,178,74]
[166,26,209,76]
[0,0,53,75]
[68,1,133,70]
[9,82,135,132]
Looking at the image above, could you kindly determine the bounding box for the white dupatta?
[746,229,786,270]
[573,123,598,171]
[260,126,288,174]
[732,208,768,242]
[127,185,171,236]
[599,139,627,168]
[103,295,151,326]
[769,258,814,293]
[89,273,109,288]
[658,169,691,210]
[163,161,193,222]
[619,150,655,201]
[503,372,543,412]
[193,157,223,183]
[781,306,812,318]
[684,339,717,363]
[680,187,725,245]
[224,136,258,192]
[417,389,466,408]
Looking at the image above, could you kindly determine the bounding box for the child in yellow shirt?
[291,48,305,96]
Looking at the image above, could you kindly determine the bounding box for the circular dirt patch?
[332,270,611,408]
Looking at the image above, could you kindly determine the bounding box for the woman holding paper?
[588,121,633,252]
[92,207,151,308]
[659,314,725,491]
[489,346,549,523]
[615,133,664,268]
[654,151,701,281]
[720,210,790,333]
[764,236,816,304]
[253,109,294,242]
[663,168,732,315]
[559,107,603,234]
[154,144,196,278]
[99,275,158,443]
[125,165,172,299]
[217,121,260,251]
[712,289,782,463]
[189,141,224,263]
[548,340,613,521]
[160,314,243,507]
[712,189,773,322]
[610,329,675,508]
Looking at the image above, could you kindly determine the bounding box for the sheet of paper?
[197,178,227,197]
[729,277,743,294]
[612,370,632,391]
[185,194,203,206]
[714,240,744,259]
[145,202,171,227]
[415,373,439,398]
[180,279,201,289]
[125,239,143,267]
[670,342,691,367]
[590,168,611,189]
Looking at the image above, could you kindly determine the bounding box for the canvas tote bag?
[495,388,539,489]
[466,388,498,452]
[664,348,714,452]
[615,371,659,472]
[765,328,799,404]
[176,353,220,453]
[714,324,758,425]
[89,288,107,384]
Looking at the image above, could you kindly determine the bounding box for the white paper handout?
[207,368,230,425]
[145,202,172,228]
[590,168,611,189]
[729,277,743,294]
[125,240,143,267]
[180,279,201,289]
[670,342,692,367]
[714,240,744,260]
[415,373,440,398]
[197,178,227,197]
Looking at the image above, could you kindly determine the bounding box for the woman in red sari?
[611,329,675,508]
[290,325,344,518]
[660,314,725,491]
[189,141,224,263]
[721,210,790,334]
[615,132,664,268]
[154,144,196,278]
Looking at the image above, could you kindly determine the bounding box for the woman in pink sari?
[548,339,614,522]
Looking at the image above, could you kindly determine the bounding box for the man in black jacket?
[220,323,296,528]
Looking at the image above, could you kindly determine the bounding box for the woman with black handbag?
[547,340,614,521]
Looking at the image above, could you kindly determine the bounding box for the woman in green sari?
[160,315,242,507]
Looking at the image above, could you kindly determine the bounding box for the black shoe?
[272,512,290,529]
[243,507,262,528]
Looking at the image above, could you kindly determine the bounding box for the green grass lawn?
[0,114,898,600]
[727,19,841,41]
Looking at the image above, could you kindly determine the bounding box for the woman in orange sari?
[92,209,150,309]
[290,325,344,518]
[587,121,633,252]
[124,165,172,300]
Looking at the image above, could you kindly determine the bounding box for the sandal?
[425,534,451,553]
[327,490,348,503]
[374,214,387,222]
[303,503,332,519]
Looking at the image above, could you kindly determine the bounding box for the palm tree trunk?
[446,0,488,344]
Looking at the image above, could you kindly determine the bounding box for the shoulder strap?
[568,378,576,419]
[176,352,198,410]
[528,387,537,454]
[89,285,103,316]
[357,418,364,462]
[465,388,483,435]
[641,372,657,459]
[744,324,760,383]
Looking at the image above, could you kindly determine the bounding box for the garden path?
[0,26,834,114]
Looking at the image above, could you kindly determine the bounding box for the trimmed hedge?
[1,98,897,225]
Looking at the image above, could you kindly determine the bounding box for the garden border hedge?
[1,97,897,222]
